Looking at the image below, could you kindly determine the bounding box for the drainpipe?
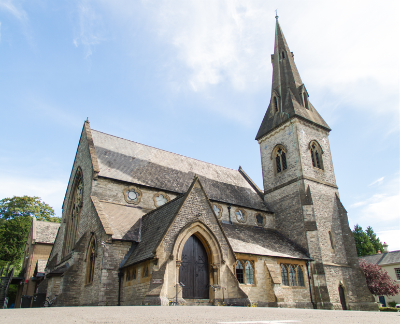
[118,270,123,306]
[306,261,315,309]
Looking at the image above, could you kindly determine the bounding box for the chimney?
[383,242,389,253]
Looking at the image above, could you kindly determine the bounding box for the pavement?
[0,306,398,324]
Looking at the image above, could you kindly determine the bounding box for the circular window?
[212,204,222,219]
[153,192,170,207]
[123,186,142,205]
[235,208,247,223]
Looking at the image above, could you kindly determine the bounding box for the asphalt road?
[1,306,398,324]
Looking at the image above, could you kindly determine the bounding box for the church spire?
[255,17,330,141]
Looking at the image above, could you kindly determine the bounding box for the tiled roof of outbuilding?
[35,221,60,244]
[221,223,311,260]
[122,194,186,268]
[360,250,400,266]
[91,129,268,212]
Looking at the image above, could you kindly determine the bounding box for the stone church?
[40,18,377,310]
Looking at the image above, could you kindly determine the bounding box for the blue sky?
[0,0,399,250]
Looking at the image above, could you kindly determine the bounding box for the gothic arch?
[63,167,84,257]
[271,90,281,113]
[173,221,224,267]
[309,140,324,170]
[85,234,97,285]
[271,144,288,174]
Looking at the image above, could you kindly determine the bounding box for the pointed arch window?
[303,92,309,109]
[281,264,289,286]
[236,261,244,284]
[281,51,286,59]
[289,265,296,286]
[245,261,254,284]
[85,236,96,285]
[274,145,287,174]
[297,266,305,287]
[273,96,279,112]
[63,169,83,256]
[310,141,324,170]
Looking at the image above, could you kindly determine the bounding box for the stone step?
[183,299,213,306]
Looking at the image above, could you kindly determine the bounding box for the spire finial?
[275,10,278,20]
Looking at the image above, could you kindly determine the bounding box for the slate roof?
[221,223,311,260]
[35,221,60,244]
[91,129,268,212]
[99,201,144,241]
[360,250,400,266]
[122,194,186,268]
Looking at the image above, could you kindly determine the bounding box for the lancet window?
[273,96,279,112]
[85,236,96,285]
[274,145,287,174]
[281,264,305,287]
[63,169,83,256]
[235,260,255,285]
[310,141,324,170]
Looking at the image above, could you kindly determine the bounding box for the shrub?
[379,307,399,312]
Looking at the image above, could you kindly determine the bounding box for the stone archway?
[338,285,347,310]
[173,222,224,301]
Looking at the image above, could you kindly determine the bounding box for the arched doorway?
[179,235,209,299]
[338,285,347,310]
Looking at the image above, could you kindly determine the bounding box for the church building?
[40,18,377,310]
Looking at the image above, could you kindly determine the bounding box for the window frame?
[272,145,288,175]
[280,263,306,288]
[85,235,96,285]
[235,260,256,286]
[309,141,324,171]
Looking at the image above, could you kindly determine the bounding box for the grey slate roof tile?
[122,194,186,267]
[91,130,268,211]
[360,250,400,265]
[221,223,310,260]
[35,221,60,244]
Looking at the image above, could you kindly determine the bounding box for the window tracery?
[273,145,287,174]
[85,236,96,285]
[153,192,170,207]
[63,169,83,256]
[235,260,255,285]
[280,264,306,287]
[309,141,324,170]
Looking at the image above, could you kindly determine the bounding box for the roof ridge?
[91,128,240,173]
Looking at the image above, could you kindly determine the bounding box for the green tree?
[0,196,60,265]
[352,224,386,257]
[365,226,384,254]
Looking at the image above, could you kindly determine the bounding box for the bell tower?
[256,16,377,311]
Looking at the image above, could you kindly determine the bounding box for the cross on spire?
[275,10,279,20]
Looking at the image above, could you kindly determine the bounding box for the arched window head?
[274,145,287,174]
[297,266,305,286]
[245,261,254,285]
[281,264,289,286]
[289,265,296,286]
[309,141,324,170]
[236,261,244,284]
[63,169,83,256]
[85,236,96,285]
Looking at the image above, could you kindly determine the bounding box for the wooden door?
[179,235,209,299]
[338,285,347,310]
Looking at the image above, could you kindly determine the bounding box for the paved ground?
[1,306,398,324]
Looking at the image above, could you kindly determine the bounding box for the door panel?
[179,235,209,299]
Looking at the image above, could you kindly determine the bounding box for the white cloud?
[73,0,107,59]
[0,174,65,217]
[376,230,400,251]
[0,0,28,21]
[349,174,400,249]
[368,177,384,187]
